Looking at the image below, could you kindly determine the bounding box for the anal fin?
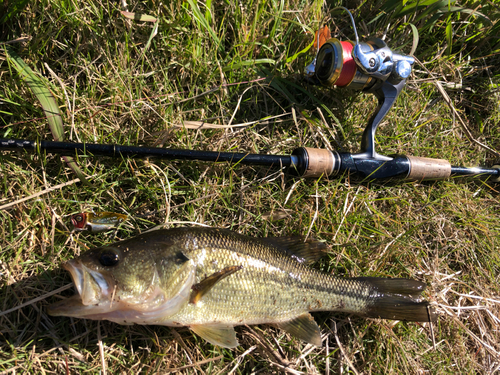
[190,325,239,348]
[190,265,242,304]
[276,313,322,346]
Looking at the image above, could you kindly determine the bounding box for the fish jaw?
[46,295,107,318]
[47,259,115,318]
[66,260,112,305]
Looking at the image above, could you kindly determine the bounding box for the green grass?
[1,0,500,373]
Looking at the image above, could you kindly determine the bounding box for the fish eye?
[174,251,189,265]
[99,249,120,267]
[74,214,84,222]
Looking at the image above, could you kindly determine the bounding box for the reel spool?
[315,38,372,90]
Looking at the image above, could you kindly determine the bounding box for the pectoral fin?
[190,325,239,348]
[190,265,243,304]
[276,313,322,346]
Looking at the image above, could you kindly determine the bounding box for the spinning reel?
[307,33,414,161]
[293,7,479,180]
[305,7,415,160]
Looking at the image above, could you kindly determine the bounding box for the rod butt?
[407,155,451,181]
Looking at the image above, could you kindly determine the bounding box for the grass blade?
[204,0,212,24]
[5,46,89,185]
[408,23,419,56]
[223,58,276,72]
[268,0,284,42]
[5,46,64,141]
[445,15,453,55]
[186,0,220,47]
[120,11,157,23]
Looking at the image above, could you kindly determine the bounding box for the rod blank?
[1,138,498,182]
[0,138,295,167]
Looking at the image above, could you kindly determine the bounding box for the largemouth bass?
[48,227,436,348]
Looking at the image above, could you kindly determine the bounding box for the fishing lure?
[71,212,128,232]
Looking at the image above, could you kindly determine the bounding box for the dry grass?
[1,0,500,373]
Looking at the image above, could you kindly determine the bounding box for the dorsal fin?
[275,313,322,346]
[190,265,243,304]
[263,237,328,264]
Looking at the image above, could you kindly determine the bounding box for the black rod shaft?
[0,138,295,168]
[1,138,498,180]
[451,165,499,177]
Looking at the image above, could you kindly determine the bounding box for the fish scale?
[48,227,436,348]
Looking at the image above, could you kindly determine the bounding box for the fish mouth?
[64,260,111,305]
[47,260,113,317]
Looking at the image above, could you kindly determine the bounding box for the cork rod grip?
[407,155,451,180]
[300,147,336,178]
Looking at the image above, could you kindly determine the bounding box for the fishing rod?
[1,8,498,183]
[1,138,499,182]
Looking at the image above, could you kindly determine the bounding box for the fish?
[71,212,128,232]
[48,227,436,348]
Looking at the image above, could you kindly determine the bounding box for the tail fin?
[356,277,437,322]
